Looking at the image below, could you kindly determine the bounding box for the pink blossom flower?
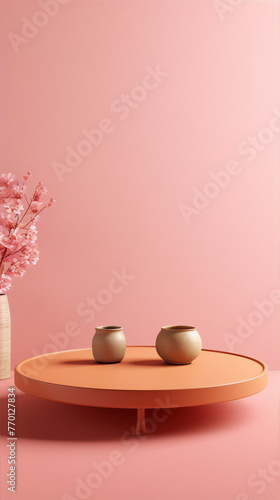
[0,212,15,231]
[7,258,27,278]
[7,199,24,216]
[12,184,26,199]
[0,174,20,203]
[0,230,25,252]
[26,224,38,242]
[30,200,43,213]
[0,274,12,293]
[0,173,15,187]
[22,242,40,265]
[33,182,47,201]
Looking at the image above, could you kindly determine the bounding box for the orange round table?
[14,346,268,435]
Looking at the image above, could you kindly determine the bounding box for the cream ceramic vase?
[92,326,126,363]
[156,325,202,365]
[0,294,11,380]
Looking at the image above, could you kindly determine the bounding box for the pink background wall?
[0,0,279,369]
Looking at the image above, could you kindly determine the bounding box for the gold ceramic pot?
[92,326,126,363]
[156,325,202,364]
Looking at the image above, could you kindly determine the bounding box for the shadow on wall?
[0,392,255,442]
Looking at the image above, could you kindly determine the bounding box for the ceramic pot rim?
[96,325,123,331]
[161,325,196,331]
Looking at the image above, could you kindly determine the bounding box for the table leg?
[136,408,146,436]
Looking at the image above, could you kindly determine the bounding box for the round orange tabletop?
[14,347,268,435]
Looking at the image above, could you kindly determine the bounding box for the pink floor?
[0,372,279,500]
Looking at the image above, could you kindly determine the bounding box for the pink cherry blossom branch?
[0,172,54,293]
[20,202,51,229]
[15,185,39,229]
